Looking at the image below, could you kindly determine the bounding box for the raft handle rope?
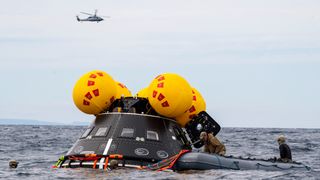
[256,163,311,170]
[54,151,192,171]
[138,149,190,171]
[53,153,124,169]
[54,153,161,169]
[232,161,240,170]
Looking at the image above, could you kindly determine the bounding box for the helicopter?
[76,10,110,23]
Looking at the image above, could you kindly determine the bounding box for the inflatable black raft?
[174,152,310,171]
[55,97,310,171]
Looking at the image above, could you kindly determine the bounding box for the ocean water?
[0,125,319,179]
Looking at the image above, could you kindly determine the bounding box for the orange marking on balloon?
[157,82,164,88]
[155,75,161,79]
[118,83,125,88]
[92,89,99,97]
[97,72,104,76]
[162,101,169,107]
[83,99,90,106]
[193,95,197,101]
[189,105,196,113]
[90,74,97,79]
[85,92,93,100]
[192,90,195,94]
[87,80,95,86]
[158,93,165,101]
[110,96,115,102]
[157,76,165,81]
[152,90,158,98]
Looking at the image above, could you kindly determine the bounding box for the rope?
[137,150,190,171]
[93,160,98,169]
[256,163,310,170]
[52,155,65,168]
[53,153,125,169]
[54,151,192,171]
[233,161,240,170]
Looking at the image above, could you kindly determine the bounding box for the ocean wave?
[0,125,318,179]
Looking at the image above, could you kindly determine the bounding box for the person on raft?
[199,131,226,156]
[277,135,292,163]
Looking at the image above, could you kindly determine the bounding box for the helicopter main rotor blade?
[80,12,93,16]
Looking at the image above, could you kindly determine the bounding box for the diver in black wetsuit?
[9,160,18,168]
[277,135,292,163]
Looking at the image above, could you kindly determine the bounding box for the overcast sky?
[0,0,319,128]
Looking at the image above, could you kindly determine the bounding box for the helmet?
[277,135,286,144]
[200,132,207,140]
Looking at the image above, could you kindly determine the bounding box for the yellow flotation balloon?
[148,73,193,118]
[136,87,149,98]
[73,70,117,115]
[115,81,132,99]
[176,87,206,127]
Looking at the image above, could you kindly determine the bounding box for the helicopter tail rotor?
[76,16,80,21]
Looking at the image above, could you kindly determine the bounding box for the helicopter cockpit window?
[146,130,159,141]
[81,127,94,138]
[120,128,134,138]
[94,127,109,137]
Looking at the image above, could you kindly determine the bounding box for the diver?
[277,135,292,163]
[200,131,226,156]
[9,160,18,168]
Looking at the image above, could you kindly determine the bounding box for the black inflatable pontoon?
[174,152,310,171]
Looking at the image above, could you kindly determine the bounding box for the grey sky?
[1,0,319,128]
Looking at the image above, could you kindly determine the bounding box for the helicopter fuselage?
[77,16,104,22]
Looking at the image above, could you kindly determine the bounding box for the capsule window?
[95,127,109,137]
[81,127,93,138]
[147,130,159,141]
[120,128,134,138]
